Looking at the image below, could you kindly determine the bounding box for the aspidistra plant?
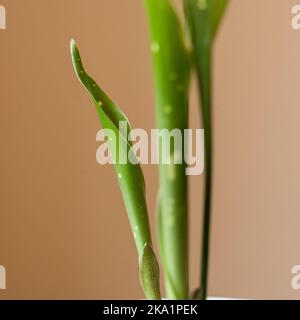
[70,0,229,300]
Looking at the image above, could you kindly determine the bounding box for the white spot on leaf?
[151,42,160,54]
[167,198,175,206]
[197,0,207,10]
[167,164,176,181]
[167,214,175,226]
[164,104,172,115]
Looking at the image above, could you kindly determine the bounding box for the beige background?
[0,0,300,299]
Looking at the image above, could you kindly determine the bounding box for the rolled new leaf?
[143,0,190,299]
[140,244,161,300]
[184,0,229,300]
[70,40,160,300]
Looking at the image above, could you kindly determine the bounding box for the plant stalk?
[197,45,212,300]
[184,0,229,300]
[143,0,190,299]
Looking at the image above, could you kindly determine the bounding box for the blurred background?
[0,0,300,299]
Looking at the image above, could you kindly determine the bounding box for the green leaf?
[70,40,160,300]
[212,0,230,39]
[143,0,190,299]
[184,0,229,300]
[184,0,229,47]
[139,244,161,300]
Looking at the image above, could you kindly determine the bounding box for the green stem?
[143,0,190,299]
[184,0,229,300]
[184,0,213,300]
[197,46,212,300]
